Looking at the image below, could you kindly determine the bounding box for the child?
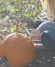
[30,0,55,52]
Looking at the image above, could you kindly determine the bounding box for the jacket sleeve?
[37,21,50,33]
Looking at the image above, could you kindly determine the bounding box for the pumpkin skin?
[0,33,35,67]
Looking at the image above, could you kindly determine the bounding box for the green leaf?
[11,27,16,33]
[0,15,1,20]
[35,17,37,20]
[38,3,41,6]
[33,0,37,2]
[11,0,14,2]
[15,9,19,11]
[11,28,14,33]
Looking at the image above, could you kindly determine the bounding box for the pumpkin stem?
[0,56,8,65]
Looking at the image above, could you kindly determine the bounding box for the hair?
[40,0,55,21]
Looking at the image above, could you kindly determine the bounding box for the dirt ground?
[26,49,55,67]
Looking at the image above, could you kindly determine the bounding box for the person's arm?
[38,21,50,33]
[30,28,41,40]
[30,21,50,40]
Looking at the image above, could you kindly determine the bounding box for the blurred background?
[0,0,44,42]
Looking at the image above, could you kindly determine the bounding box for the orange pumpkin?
[0,33,35,67]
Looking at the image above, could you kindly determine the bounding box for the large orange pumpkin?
[0,33,35,67]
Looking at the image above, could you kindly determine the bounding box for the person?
[30,0,55,52]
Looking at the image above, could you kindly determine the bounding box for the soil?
[26,49,55,67]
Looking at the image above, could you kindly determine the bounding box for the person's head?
[40,0,55,21]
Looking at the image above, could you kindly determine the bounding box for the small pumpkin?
[0,33,35,67]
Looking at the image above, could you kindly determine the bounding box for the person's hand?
[30,28,40,40]
[30,28,37,34]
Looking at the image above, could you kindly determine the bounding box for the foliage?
[0,0,42,19]
[0,0,42,33]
